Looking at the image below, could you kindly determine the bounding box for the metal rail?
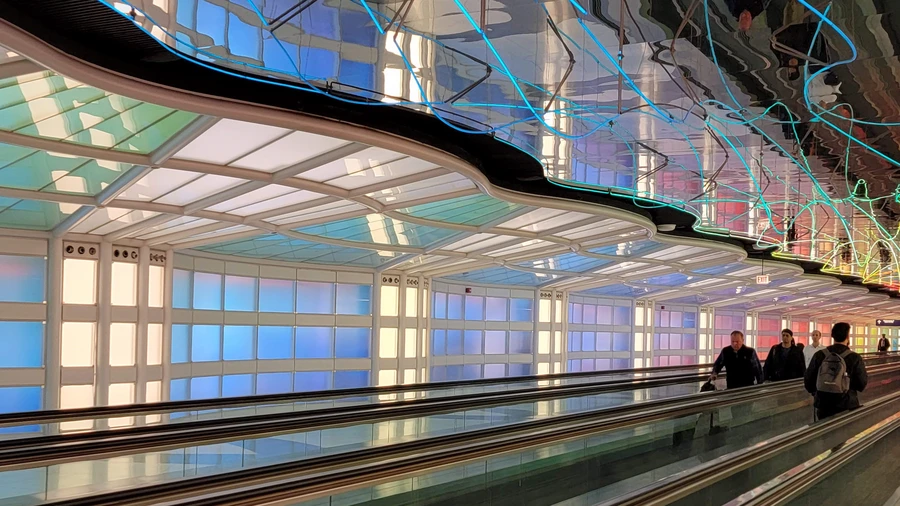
[41,361,900,506]
[0,370,713,471]
[0,362,715,427]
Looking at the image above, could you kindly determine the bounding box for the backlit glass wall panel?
[170,254,373,399]
[430,281,534,380]
[713,310,746,351]
[0,240,47,427]
[652,304,698,366]
[566,296,632,372]
[756,314,782,359]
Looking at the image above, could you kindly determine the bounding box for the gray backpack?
[816,349,852,394]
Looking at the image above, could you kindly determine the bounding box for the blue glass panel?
[0,386,41,432]
[222,374,253,397]
[483,364,505,378]
[196,0,226,46]
[484,331,505,354]
[259,278,294,313]
[263,38,299,74]
[169,378,188,401]
[334,370,369,389]
[430,366,446,382]
[596,305,613,325]
[190,376,219,399]
[446,330,463,355]
[191,325,221,362]
[464,296,484,321]
[294,371,332,392]
[509,331,533,354]
[192,272,222,310]
[485,297,507,321]
[508,363,531,376]
[224,276,257,311]
[613,358,630,370]
[568,360,581,372]
[223,325,254,361]
[581,331,595,352]
[0,321,43,367]
[173,269,191,309]
[296,281,334,314]
[432,329,446,356]
[257,326,293,360]
[595,332,610,351]
[295,327,333,359]
[462,364,481,380]
[613,333,630,352]
[447,294,463,320]
[227,12,261,59]
[334,327,370,358]
[464,330,482,355]
[257,372,292,394]
[510,299,533,321]
[569,331,582,352]
[301,2,338,39]
[171,324,189,363]
[445,365,463,380]
[683,312,697,329]
[614,306,631,326]
[433,292,447,319]
[335,284,371,315]
[0,255,45,302]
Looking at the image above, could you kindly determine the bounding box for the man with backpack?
[804,322,868,420]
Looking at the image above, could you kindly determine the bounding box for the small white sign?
[756,275,770,285]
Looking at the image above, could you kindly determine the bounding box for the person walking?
[764,328,806,381]
[804,322,868,420]
[710,330,763,389]
[878,333,890,353]
[803,330,827,367]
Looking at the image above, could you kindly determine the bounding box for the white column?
[162,248,174,400]
[96,241,112,409]
[135,245,150,403]
[45,237,63,412]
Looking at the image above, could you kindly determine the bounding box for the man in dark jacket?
[805,322,868,420]
[878,334,890,353]
[710,330,763,389]
[764,328,806,381]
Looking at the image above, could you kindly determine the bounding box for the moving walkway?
[4,355,900,505]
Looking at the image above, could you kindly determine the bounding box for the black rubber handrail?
[0,370,716,471]
[0,363,715,427]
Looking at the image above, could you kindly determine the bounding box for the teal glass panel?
[171,325,189,363]
[0,198,72,231]
[0,322,43,368]
[173,269,191,309]
[224,275,258,312]
[193,272,222,310]
[396,194,521,226]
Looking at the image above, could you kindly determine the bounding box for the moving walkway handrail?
[0,363,714,427]
[0,369,716,471]
[596,388,900,506]
[43,361,900,506]
[727,405,900,505]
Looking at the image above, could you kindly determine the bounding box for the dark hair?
[731,330,744,338]
[782,328,793,337]
[832,322,851,342]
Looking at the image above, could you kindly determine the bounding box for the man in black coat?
[805,322,868,420]
[711,330,763,389]
[764,328,806,381]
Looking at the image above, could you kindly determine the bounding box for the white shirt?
[803,343,827,367]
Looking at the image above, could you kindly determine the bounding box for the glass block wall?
[169,254,374,399]
[566,296,633,372]
[651,304,698,366]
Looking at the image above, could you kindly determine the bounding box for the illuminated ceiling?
[82,0,900,291]
[0,46,895,320]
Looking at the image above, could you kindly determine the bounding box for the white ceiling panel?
[368,173,476,205]
[298,147,406,182]
[266,200,366,226]
[440,233,508,253]
[90,210,163,236]
[327,158,442,190]
[175,119,290,165]
[154,174,245,205]
[495,208,567,230]
[70,208,151,234]
[230,131,353,172]
[116,168,201,201]
[136,217,217,240]
[225,190,326,217]
[204,185,298,213]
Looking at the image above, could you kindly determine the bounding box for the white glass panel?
[154,174,244,206]
[147,323,163,365]
[148,265,164,308]
[60,385,94,431]
[404,328,416,358]
[117,169,201,201]
[538,331,551,354]
[539,299,551,323]
[405,287,418,317]
[63,258,96,304]
[232,131,351,172]
[145,381,162,424]
[380,285,399,317]
[61,322,95,367]
[108,383,135,427]
[109,323,136,366]
[111,262,137,306]
[379,328,398,359]
[176,119,289,165]
[378,369,397,386]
